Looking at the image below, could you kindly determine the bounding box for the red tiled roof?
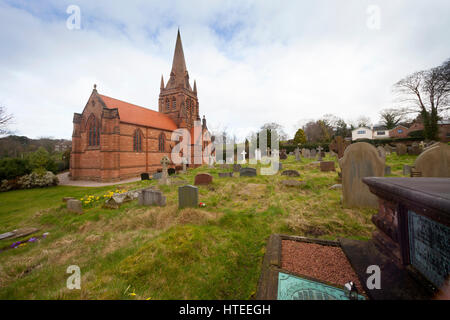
[98,94,178,131]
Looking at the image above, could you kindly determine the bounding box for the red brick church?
[70,30,209,182]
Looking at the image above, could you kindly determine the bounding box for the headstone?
[152,172,162,180]
[275,162,282,171]
[403,165,411,176]
[178,185,198,209]
[67,199,83,214]
[409,142,421,155]
[317,146,323,161]
[320,161,335,172]
[384,166,391,176]
[281,170,300,177]
[377,146,386,160]
[396,143,407,156]
[295,148,301,161]
[413,142,450,177]
[104,191,140,209]
[280,180,306,187]
[194,173,213,185]
[310,149,316,159]
[279,149,288,160]
[62,197,75,203]
[138,189,166,206]
[302,148,310,158]
[255,149,262,161]
[384,144,393,154]
[159,156,171,185]
[141,173,150,180]
[233,164,242,172]
[218,172,233,178]
[338,142,385,208]
[240,167,257,177]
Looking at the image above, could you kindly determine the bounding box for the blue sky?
[0,0,449,140]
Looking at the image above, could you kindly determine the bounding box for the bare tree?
[0,106,13,135]
[394,58,450,140]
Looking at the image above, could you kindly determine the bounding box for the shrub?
[17,171,59,189]
[0,158,31,180]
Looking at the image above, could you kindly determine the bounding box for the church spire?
[167,29,191,90]
[160,74,164,90]
[193,80,197,94]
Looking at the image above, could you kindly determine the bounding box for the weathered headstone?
[178,185,198,209]
[141,173,150,180]
[218,172,233,178]
[317,146,323,161]
[194,173,213,185]
[280,180,306,187]
[302,148,310,158]
[233,164,242,172]
[138,189,166,206]
[240,167,257,177]
[310,149,317,159]
[384,165,391,176]
[153,172,162,180]
[320,161,335,172]
[67,199,83,214]
[377,146,386,160]
[396,143,407,156]
[339,142,385,208]
[413,142,450,177]
[409,142,421,155]
[403,165,411,176]
[62,197,75,203]
[281,170,300,177]
[295,148,301,161]
[279,149,288,160]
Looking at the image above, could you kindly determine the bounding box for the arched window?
[172,98,176,110]
[133,129,143,152]
[87,114,100,146]
[166,99,170,110]
[158,132,165,152]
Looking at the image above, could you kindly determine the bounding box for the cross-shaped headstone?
[240,150,247,163]
[317,146,323,161]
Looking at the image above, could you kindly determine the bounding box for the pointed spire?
[193,80,197,93]
[171,29,187,77]
[160,75,164,90]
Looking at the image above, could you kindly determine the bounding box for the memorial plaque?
[277,272,365,300]
[408,210,450,288]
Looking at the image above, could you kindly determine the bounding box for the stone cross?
[160,156,170,185]
[295,148,301,161]
[317,146,323,161]
[240,150,247,163]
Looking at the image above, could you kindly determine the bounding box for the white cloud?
[0,0,449,140]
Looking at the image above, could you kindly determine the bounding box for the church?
[70,30,209,182]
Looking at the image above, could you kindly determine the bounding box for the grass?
[0,153,416,299]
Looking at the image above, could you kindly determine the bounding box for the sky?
[0,0,449,141]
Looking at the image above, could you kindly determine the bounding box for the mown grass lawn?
[0,153,416,299]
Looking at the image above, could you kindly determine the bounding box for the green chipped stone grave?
[277,272,365,300]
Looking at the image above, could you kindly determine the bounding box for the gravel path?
[57,172,140,187]
[281,240,365,294]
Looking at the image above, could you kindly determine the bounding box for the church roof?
[99,94,178,131]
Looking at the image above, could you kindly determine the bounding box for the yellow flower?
[146,297,152,300]
[129,292,136,296]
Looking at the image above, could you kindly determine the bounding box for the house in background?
[438,119,450,142]
[389,125,409,139]
[351,127,373,141]
[372,125,390,139]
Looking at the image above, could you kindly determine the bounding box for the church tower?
[159,29,200,130]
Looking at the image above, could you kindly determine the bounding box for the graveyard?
[0,151,420,299]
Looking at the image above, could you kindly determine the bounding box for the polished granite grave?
[277,272,365,300]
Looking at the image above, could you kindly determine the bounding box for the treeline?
[0,135,71,158]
